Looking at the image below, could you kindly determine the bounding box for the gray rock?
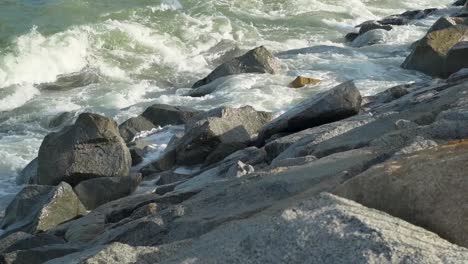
[1,244,81,264]
[351,29,389,47]
[73,174,142,210]
[345,32,359,42]
[192,46,280,88]
[1,233,65,254]
[175,106,272,166]
[47,193,468,264]
[1,182,86,236]
[141,104,201,128]
[402,24,468,78]
[270,155,318,169]
[335,142,468,247]
[37,113,132,186]
[48,112,75,129]
[257,81,362,146]
[0,232,32,253]
[428,16,466,33]
[16,158,37,185]
[118,116,156,143]
[359,21,392,35]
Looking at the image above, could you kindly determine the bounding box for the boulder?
[73,174,142,210]
[453,0,467,6]
[289,76,321,88]
[0,232,32,253]
[351,29,389,47]
[257,81,362,146]
[335,142,468,247]
[48,112,75,129]
[36,68,100,91]
[16,158,37,185]
[118,116,156,143]
[1,182,86,236]
[1,233,65,254]
[428,16,466,33]
[175,106,272,166]
[141,104,201,128]
[402,24,468,78]
[225,161,255,178]
[344,32,359,42]
[0,244,81,264]
[358,21,392,35]
[192,46,281,88]
[37,113,132,186]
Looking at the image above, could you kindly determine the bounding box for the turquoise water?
[0,0,457,209]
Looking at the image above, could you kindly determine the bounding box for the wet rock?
[48,112,75,129]
[351,29,389,47]
[289,76,321,88]
[1,233,65,254]
[402,24,468,78]
[141,104,201,128]
[335,143,468,247]
[36,68,100,91]
[0,244,81,264]
[118,116,156,143]
[358,21,393,35]
[37,113,131,186]
[225,161,255,178]
[16,158,38,185]
[192,46,281,88]
[202,142,248,166]
[73,174,142,210]
[428,16,466,33]
[175,106,272,166]
[0,232,32,253]
[453,0,467,6]
[344,32,359,42]
[257,81,361,146]
[1,182,86,236]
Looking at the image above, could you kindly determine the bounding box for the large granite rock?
[141,104,201,128]
[402,24,468,78]
[16,158,38,185]
[335,142,468,247]
[118,116,156,143]
[73,174,142,210]
[175,106,272,166]
[257,81,362,146]
[192,46,281,88]
[37,113,132,186]
[46,193,468,264]
[1,182,86,236]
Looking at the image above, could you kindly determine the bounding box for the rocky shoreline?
[2,1,468,263]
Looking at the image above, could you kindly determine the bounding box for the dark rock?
[73,174,142,210]
[118,116,156,143]
[16,158,37,185]
[37,113,132,186]
[445,41,468,76]
[225,161,254,178]
[345,32,359,42]
[130,147,145,166]
[141,104,201,128]
[351,29,389,47]
[1,182,86,236]
[2,233,65,254]
[428,17,466,34]
[192,46,281,88]
[36,68,100,91]
[0,244,81,264]
[0,232,32,253]
[175,106,272,166]
[203,142,248,167]
[402,24,468,78]
[48,112,75,129]
[257,81,362,146]
[359,21,392,35]
[453,0,467,6]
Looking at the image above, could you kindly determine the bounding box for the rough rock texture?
[335,142,468,248]
[402,24,468,78]
[37,113,132,186]
[1,233,65,254]
[175,106,272,166]
[257,81,362,146]
[73,174,142,210]
[1,244,81,264]
[359,21,393,34]
[141,104,201,128]
[118,116,156,143]
[46,193,468,264]
[192,46,281,88]
[16,158,38,185]
[289,76,321,88]
[1,182,86,236]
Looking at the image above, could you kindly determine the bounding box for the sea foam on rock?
[37,113,131,186]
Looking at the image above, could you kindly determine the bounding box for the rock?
[289,76,321,88]
[270,155,318,168]
[47,193,468,264]
[0,244,81,264]
[202,142,248,166]
[36,68,100,90]
[73,174,142,210]
[153,171,192,186]
[16,158,37,185]
[1,182,86,236]
[225,161,255,178]
[118,116,156,143]
[0,232,32,253]
[344,32,359,42]
[192,46,281,88]
[447,67,468,82]
[428,16,465,33]
[453,0,467,6]
[358,21,392,35]
[1,233,65,254]
[335,142,468,247]
[175,106,272,166]
[257,81,362,146]
[445,41,468,76]
[130,147,145,166]
[351,29,389,47]
[402,25,468,78]
[37,113,132,186]
[48,112,75,129]
[141,104,201,128]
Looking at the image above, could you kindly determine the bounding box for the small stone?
[289,76,321,88]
